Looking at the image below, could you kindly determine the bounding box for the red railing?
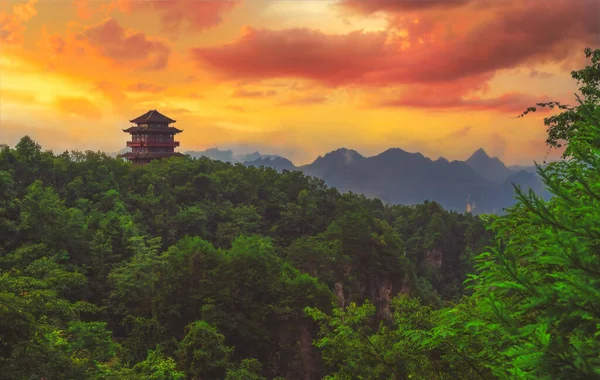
[127,141,180,147]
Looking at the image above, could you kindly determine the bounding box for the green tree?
[175,320,234,379]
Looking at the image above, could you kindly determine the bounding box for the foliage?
[0,130,486,378]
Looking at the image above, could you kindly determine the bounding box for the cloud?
[112,0,240,31]
[73,1,110,20]
[226,105,247,112]
[278,95,328,106]
[37,26,67,62]
[445,126,472,139]
[488,132,508,158]
[529,69,554,79]
[55,96,103,120]
[377,91,556,114]
[0,0,38,45]
[190,0,598,90]
[82,18,171,70]
[2,88,39,104]
[191,27,389,87]
[524,138,564,163]
[125,82,166,93]
[339,0,472,14]
[92,81,137,116]
[163,107,192,116]
[232,88,277,98]
[94,81,126,105]
[38,18,171,75]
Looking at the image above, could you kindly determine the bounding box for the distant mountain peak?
[205,147,232,154]
[315,148,364,164]
[376,148,428,162]
[468,148,490,161]
[379,147,427,157]
[381,147,406,154]
[464,148,515,184]
[327,147,361,156]
[244,155,296,172]
[467,148,506,166]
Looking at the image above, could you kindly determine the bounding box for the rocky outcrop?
[334,282,347,309]
[425,249,443,269]
[298,323,319,380]
[375,278,394,320]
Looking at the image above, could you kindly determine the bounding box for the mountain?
[184,148,235,162]
[508,163,552,173]
[238,151,271,163]
[300,148,365,179]
[301,147,504,212]
[465,148,514,183]
[107,148,129,158]
[180,146,547,214]
[245,156,297,172]
[184,148,281,163]
[241,147,549,214]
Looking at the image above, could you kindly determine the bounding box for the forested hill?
[0,137,491,379]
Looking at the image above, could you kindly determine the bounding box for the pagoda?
[119,109,184,165]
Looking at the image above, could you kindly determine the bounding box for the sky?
[1,0,598,165]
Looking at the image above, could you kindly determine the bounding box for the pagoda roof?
[123,126,183,134]
[129,109,176,124]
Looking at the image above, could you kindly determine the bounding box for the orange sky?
[1,0,597,165]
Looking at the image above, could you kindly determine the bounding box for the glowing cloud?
[83,18,171,70]
[191,0,598,89]
[111,0,240,31]
[0,0,38,45]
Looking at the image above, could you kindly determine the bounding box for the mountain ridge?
[239,147,551,214]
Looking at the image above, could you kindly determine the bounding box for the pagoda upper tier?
[123,109,183,134]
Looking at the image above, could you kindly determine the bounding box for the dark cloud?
[84,18,171,70]
[189,0,598,99]
[114,0,239,31]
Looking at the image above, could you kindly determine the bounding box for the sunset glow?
[1,0,598,164]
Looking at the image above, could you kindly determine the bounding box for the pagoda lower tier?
[126,141,180,148]
[120,151,185,165]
